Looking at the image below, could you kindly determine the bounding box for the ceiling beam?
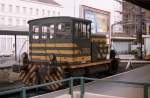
[125,0,150,10]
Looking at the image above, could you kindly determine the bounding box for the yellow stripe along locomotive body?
[19,17,113,91]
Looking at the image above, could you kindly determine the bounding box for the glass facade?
[112,41,133,54]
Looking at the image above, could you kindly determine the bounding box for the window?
[75,23,78,32]
[74,22,90,38]
[56,23,71,39]
[1,17,5,25]
[33,34,39,39]
[16,6,20,13]
[42,26,48,39]
[30,8,33,15]
[53,11,55,16]
[83,24,86,33]
[33,26,39,33]
[32,26,39,39]
[58,24,62,31]
[78,23,82,32]
[16,19,20,25]
[87,24,90,38]
[82,23,89,37]
[58,12,60,16]
[23,20,26,25]
[50,24,54,33]
[42,26,48,33]
[48,10,50,16]
[9,5,13,13]
[23,7,26,14]
[58,23,71,32]
[64,23,71,29]
[113,41,131,54]
[8,18,12,25]
[36,9,39,15]
[49,24,55,39]
[42,9,45,16]
[1,4,5,12]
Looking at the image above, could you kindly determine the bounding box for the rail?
[0,77,150,98]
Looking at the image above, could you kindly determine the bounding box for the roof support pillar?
[14,35,17,61]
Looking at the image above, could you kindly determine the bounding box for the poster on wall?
[80,5,110,35]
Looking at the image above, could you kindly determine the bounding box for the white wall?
[0,35,14,55]
[0,0,62,57]
[0,0,62,27]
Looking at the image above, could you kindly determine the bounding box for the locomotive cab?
[29,17,93,65]
[29,17,108,65]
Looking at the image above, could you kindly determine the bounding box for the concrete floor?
[34,64,150,98]
[0,60,150,98]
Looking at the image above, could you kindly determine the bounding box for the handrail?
[0,77,150,98]
[0,88,22,96]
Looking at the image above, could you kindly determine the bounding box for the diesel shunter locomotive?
[19,17,118,91]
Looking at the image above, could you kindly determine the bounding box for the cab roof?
[28,16,92,25]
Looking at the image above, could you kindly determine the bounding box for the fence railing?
[0,77,150,98]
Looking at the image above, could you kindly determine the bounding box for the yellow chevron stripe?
[23,65,36,84]
[19,63,64,91]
